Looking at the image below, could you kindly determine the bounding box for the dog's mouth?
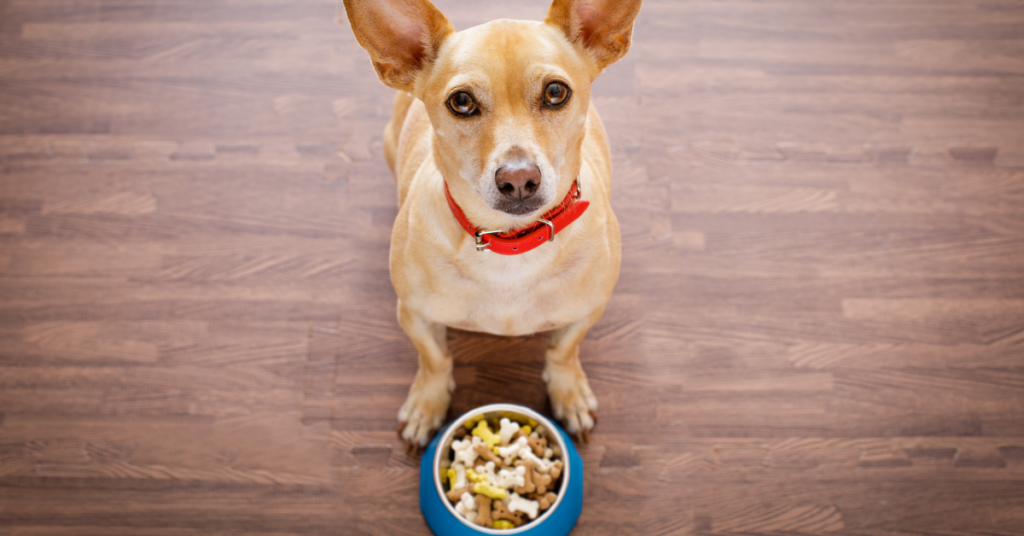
[493,197,546,216]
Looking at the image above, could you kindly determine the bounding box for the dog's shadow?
[447,328,552,419]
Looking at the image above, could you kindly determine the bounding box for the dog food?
[442,416,564,529]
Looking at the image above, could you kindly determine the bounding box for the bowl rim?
[432,403,570,534]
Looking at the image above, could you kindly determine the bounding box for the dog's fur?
[343,0,641,449]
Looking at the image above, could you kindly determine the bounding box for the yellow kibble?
[473,482,508,500]
[520,425,532,435]
[493,520,515,530]
[445,467,456,487]
[463,415,485,429]
[472,420,501,448]
[492,446,501,454]
[466,468,486,483]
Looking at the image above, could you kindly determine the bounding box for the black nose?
[495,164,541,200]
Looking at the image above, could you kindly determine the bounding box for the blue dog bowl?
[420,403,583,535]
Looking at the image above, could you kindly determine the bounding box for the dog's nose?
[495,164,541,200]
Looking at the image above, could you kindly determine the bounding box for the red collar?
[443,179,590,255]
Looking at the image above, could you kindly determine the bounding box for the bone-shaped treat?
[491,498,525,526]
[452,437,480,467]
[520,449,555,473]
[533,457,552,473]
[455,492,478,523]
[466,466,486,483]
[532,467,553,495]
[449,463,467,489]
[473,480,508,500]
[534,491,558,511]
[474,495,493,527]
[549,459,563,481]
[513,459,536,495]
[473,440,503,467]
[472,420,501,448]
[498,418,521,446]
[446,484,472,503]
[507,492,541,520]
[474,461,498,486]
[498,436,529,465]
[526,432,547,457]
[495,464,526,490]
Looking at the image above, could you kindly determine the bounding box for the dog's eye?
[447,91,478,116]
[544,82,570,108]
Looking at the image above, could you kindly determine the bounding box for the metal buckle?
[474,229,502,252]
[574,178,582,199]
[537,218,555,243]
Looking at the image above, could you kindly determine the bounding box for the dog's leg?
[544,306,603,443]
[396,299,454,453]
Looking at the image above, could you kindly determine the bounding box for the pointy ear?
[342,0,455,92]
[545,0,643,70]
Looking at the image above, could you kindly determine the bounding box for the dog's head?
[344,0,641,226]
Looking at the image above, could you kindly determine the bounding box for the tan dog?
[342,0,641,450]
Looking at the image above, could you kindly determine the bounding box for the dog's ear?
[342,0,454,92]
[545,0,643,69]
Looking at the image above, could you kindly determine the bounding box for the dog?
[342,0,641,451]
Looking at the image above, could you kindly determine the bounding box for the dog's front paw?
[543,362,598,443]
[397,372,454,455]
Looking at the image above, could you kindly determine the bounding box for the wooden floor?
[2,0,1024,534]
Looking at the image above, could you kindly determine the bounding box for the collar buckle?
[474,230,502,252]
[537,218,555,243]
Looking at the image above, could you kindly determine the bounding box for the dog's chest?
[407,247,603,336]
